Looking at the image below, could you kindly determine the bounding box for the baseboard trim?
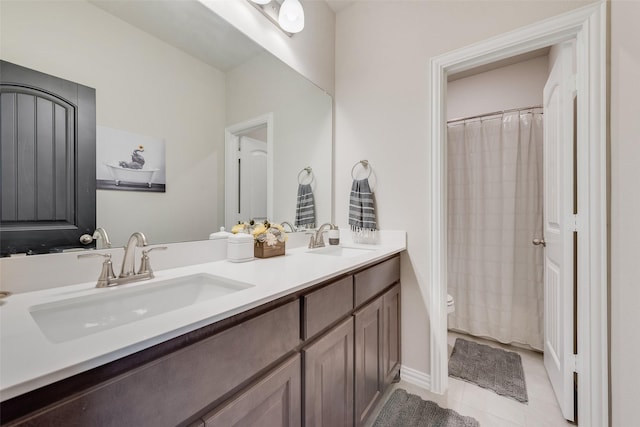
[400,365,431,391]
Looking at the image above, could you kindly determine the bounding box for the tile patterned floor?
[367,331,573,427]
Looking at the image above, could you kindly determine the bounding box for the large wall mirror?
[0,0,332,249]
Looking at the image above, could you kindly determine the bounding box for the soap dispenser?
[328,225,340,245]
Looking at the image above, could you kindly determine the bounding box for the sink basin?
[307,245,376,258]
[29,274,253,343]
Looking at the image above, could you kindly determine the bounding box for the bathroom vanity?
[0,236,404,427]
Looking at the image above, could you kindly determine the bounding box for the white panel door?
[239,136,268,223]
[542,41,576,422]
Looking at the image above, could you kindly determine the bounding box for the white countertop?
[0,233,405,401]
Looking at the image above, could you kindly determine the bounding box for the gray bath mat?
[373,389,479,427]
[449,338,528,403]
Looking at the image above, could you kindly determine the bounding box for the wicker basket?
[254,240,285,258]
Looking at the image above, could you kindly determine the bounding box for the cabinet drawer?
[10,300,300,427]
[354,256,400,307]
[203,354,301,427]
[303,275,353,340]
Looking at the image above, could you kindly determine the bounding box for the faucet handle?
[77,253,116,288]
[305,232,316,248]
[138,246,168,276]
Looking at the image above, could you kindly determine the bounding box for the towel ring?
[351,160,372,180]
[298,166,313,185]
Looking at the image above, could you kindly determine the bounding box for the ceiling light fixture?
[248,0,305,36]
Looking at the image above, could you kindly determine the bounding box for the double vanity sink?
[28,245,376,344]
[0,236,405,407]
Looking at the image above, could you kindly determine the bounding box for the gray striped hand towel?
[295,183,316,229]
[349,178,377,231]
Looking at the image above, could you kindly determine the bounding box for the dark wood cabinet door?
[203,354,301,427]
[303,317,354,427]
[0,60,96,256]
[354,296,383,427]
[382,284,401,388]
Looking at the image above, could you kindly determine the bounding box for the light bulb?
[278,0,304,33]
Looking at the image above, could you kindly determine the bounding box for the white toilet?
[447,294,455,314]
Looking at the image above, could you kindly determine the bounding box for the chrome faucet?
[93,227,112,249]
[78,227,112,249]
[120,232,148,278]
[78,232,167,288]
[280,221,297,233]
[308,223,336,249]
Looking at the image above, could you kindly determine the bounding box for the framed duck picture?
[96,126,166,192]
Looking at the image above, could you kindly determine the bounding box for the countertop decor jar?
[227,232,254,262]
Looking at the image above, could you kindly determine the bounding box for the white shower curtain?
[447,110,544,351]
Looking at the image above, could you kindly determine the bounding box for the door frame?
[224,113,274,229]
[428,2,607,426]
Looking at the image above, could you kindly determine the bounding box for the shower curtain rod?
[447,105,543,124]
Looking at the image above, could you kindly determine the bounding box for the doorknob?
[532,238,546,247]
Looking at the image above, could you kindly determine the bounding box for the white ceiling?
[89,0,265,72]
[90,0,356,73]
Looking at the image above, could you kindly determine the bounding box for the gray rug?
[449,338,528,403]
[373,389,479,427]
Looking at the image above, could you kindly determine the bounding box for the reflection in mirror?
[226,119,271,226]
[225,51,332,230]
[0,0,332,250]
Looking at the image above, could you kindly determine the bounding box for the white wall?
[334,0,594,385]
[1,0,226,247]
[447,55,549,120]
[226,52,332,227]
[610,1,640,425]
[200,0,335,95]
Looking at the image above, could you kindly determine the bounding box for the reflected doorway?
[224,114,274,230]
